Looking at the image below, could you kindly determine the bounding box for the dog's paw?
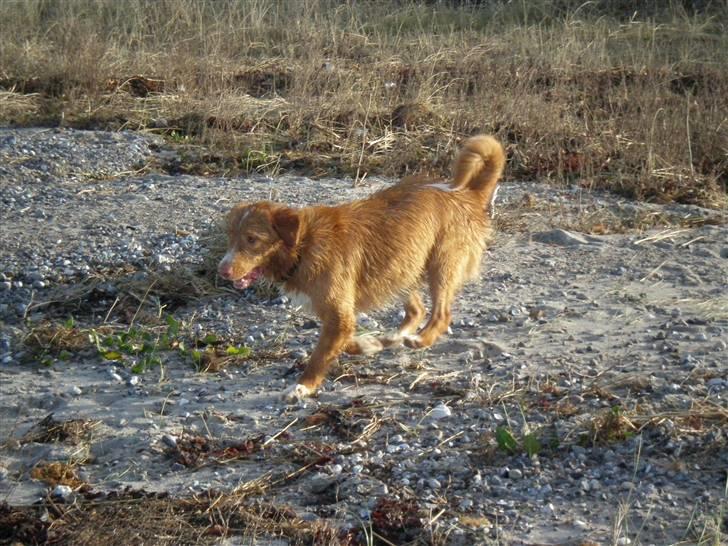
[282,383,313,403]
[353,335,385,355]
[379,333,405,348]
[403,334,424,349]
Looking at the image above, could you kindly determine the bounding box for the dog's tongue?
[233,268,264,290]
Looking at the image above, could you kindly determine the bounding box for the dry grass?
[0,0,726,208]
[0,486,343,546]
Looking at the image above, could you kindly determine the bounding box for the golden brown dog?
[218,135,505,401]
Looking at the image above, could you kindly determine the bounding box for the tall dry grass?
[0,0,726,207]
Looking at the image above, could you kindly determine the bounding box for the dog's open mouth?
[232,267,264,290]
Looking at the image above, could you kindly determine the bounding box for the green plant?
[90,314,184,374]
[495,426,542,457]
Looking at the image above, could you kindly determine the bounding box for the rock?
[532,229,602,246]
[52,484,74,501]
[67,385,82,396]
[309,473,338,494]
[162,434,178,448]
[507,468,523,480]
[429,403,452,420]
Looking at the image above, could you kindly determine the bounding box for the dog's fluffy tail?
[451,135,505,209]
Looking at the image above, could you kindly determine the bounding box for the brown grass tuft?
[0,1,726,208]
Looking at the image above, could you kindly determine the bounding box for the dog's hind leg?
[375,291,426,349]
[398,291,426,335]
[342,291,427,355]
[404,259,464,349]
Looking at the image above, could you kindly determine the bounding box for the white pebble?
[429,403,452,420]
[52,485,73,499]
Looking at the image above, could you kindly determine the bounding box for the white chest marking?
[284,289,315,315]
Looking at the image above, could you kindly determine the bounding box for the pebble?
[67,385,82,396]
[507,468,523,480]
[162,434,178,448]
[429,403,452,420]
[52,485,74,500]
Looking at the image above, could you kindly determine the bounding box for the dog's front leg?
[283,308,355,401]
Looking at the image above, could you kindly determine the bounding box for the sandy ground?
[0,128,726,545]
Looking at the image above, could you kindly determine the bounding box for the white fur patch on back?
[282,383,312,402]
[427,182,458,192]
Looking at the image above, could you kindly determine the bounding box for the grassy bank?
[1,0,726,208]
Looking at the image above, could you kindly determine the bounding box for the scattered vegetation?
[0,0,726,207]
[167,433,264,468]
[19,413,100,445]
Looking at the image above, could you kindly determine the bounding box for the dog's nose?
[218,262,233,279]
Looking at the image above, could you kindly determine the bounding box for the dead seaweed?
[20,413,101,445]
[167,433,265,468]
[0,501,48,546]
[3,486,343,546]
[30,461,85,489]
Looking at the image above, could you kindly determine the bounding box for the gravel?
[1,127,727,544]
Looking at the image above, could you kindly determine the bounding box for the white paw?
[403,334,422,344]
[354,335,385,355]
[379,333,404,348]
[282,383,313,402]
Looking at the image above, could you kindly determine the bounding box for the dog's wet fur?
[218,135,505,400]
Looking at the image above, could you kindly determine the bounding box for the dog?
[218,135,505,401]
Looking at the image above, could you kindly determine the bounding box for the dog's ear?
[272,207,300,248]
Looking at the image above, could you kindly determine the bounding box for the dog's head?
[217,202,300,289]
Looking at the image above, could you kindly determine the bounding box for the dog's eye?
[246,235,257,245]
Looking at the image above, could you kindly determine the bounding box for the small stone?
[309,473,337,494]
[128,375,141,386]
[426,478,441,489]
[52,485,73,500]
[429,403,452,420]
[507,468,523,480]
[67,385,82,396]
[162,434,178,448]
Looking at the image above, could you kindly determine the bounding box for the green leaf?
[523,433,541,457]
[131,362,144,374]
[142,355,162,368]
[225,345,251,357]
[63,316,76,329]
[166,315,181,337]
[202,333,219,345]
[191,350,202,363]
[495,426,519,454]
[102,351,123,361]
[58,350,72,361]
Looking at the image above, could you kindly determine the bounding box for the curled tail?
[451,135,505,211]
